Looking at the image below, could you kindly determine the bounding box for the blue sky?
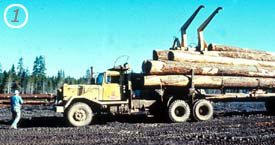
[0,0,274,77]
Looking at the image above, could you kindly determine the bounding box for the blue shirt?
[10,95,24,110]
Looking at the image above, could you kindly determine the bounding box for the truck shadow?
[18,117,67,128]
[96,114,166,124]
[16,115,164,128]
[216,111,269,117]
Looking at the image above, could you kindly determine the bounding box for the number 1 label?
[4,4,28,28]
[11,8,19,22]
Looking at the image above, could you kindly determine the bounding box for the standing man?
[10,90,23,129]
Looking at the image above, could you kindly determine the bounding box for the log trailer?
[55,6,275,127]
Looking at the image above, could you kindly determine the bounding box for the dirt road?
[0,103,275,145]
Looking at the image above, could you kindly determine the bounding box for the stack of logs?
[141,44,275,89]
[0,94,55,107]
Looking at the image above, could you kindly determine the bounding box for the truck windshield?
[96,73,104,85]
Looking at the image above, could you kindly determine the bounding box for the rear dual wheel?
[193,99,213,121]
[168,100,191,123]
[167,99,213,123]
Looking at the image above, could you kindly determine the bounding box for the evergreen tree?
[86,69,91,84]
[0,63,3,93]
[4,65,20,93]
[0,63,2,73]
[33,56,46,76]
[26,75,35,94]
[45,78,54,94]
[3,71,12,94]
[10,64,16,78]
[0,56,96,94]
[17,57,24,75]
[17,58,27,93]
[64,76,77,84]
[32,56,46,93]
[21,68,29,94]
[57,70,65,88]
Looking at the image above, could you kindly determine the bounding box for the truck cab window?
[107,76,120,84]
[96,73,104,85]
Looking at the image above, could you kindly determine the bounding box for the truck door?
[102,73,121,100]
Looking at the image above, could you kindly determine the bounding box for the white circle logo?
[4,4,28,28]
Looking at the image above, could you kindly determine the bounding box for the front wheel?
[168,100,190,123]
[193,99,213,121]
[66,102,93,127]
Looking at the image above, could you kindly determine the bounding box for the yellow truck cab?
[55,65,131,126]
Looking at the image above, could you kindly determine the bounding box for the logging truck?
[55,64,213,127]
[55,62,275,127]
[55,6,275,126]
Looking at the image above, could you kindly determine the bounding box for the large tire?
[66,102,93,127]
[193,99,213,121]
[168,100,190,123]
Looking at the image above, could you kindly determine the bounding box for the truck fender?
[166,96,174,108]
[56,96,79,113]
[64,96,102,110]
[64,96,78,109]
[56,96,103,113]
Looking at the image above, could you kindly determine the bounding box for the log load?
[208,43,269,54]
[142,60,275,78]
[168,51,275,68]
[153,50,170,60]
[143,75,275,88]
[202,51,275,62]
[154,48,275,62]
[153,50,200,60]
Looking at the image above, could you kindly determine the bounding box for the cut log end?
[208,43,219,51]
[153,50,159,60]
[168,51,175,61]
[142,60,153,74]
[153,50,170,60]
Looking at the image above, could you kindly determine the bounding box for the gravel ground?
[0,102,275,145]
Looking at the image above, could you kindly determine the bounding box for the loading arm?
[197,7,222,51]
[179,5,205,50]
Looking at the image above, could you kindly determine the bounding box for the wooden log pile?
[141,44,275,89]
[0,94,55,106]
[143,75,275,88]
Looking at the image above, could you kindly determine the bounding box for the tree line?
[0,56,90,94]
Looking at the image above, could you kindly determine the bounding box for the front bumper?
[55,106,65,113]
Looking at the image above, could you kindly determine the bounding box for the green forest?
[0,56,90,94]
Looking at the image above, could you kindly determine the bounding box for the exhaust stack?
[197,7,222,51]
[90,66,94,84]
